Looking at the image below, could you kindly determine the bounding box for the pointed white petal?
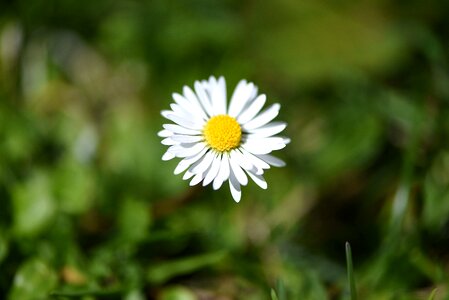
[246,170,268,189]
[161,110,173,119]
[163,124,201,136]
[240,148,270,171]
[170,103,192,119]
[190,172,204,186]
[173,147,209,175]
[162,152,175,161]
[183,170,195,180]
[183,85,200,105]
[230,149,255,172]
[232,150,261,176]
[165,113,204,130]
[228,170,241,202]
[229,152,248,186]
[194,81,215,117]
[161,138,178,145]
[243,104,280,130]
[172,92,208,120]
[213,154,230,190]
[256,154,286,167]
[229,80,255,117]
[241,143,272,155]
[242,137,287,154]
[158,129,173,137]
[203,153,221,186]
[249,85,258,100]
[191,150,215,174]
[211,76,227,115]
[237,94,266,124]
[168,142,206,157]
[170,135,204,143]
[246,122,287,138]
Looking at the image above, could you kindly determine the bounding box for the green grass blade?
[346,242,358,300]
[270,279,286,300]
[427,289,437,300]
[276,278,286,300]
[271,288,279,300]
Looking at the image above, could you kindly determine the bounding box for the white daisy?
[158,76,289,202]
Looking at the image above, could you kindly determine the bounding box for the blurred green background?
[1,0,449,299]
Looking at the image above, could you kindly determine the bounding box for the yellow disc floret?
[203,115,242,152]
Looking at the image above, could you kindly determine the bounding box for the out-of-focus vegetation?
[1,0,449,299]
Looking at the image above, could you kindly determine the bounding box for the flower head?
[158,76,289,202]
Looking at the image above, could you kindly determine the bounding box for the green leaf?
[0,230,9,264]
[53,157,95,214]
[427,289,437,300]
[147,251,226,284]
[118,197,151,244]
[12,171,55,237]
[159,286,196,300]
[275,279,286,300]
[8,259,57,300]
[271,289,279,300]
[346,242,357,300]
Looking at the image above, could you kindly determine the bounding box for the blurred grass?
[1,0,449,299]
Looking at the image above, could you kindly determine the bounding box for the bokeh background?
[1,0,449,299]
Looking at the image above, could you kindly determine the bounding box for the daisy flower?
[158,76,289,202]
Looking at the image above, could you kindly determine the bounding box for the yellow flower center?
[203,115,242,152]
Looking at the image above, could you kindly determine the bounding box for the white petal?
[183,170,195,180]
[161,138,178,145]
[161,110,173,119]
[194,81,215,117]
[246,170,268,189]
[191,150,215,174]
[163,124,201,136]
[174,160,190,175]
[170,103,193,120]
[162,152,175,161]
[173,147,208,175]
[228,169,241,202]
[203,153,221,186]
[183,85,201,106]
[229,152,248,186]
[166,106,205,127]
[257,154,286,167]
[230,149,256,172]
[243,104,280,130]
[172,92,208,120]
[170,135,204,143]
[240,148,270,171]
[237,94,266,124]
[249,85,258,100]
[242,137,287,154]
[190,172,204,186]
[246,122,287,138]
[211,76,227,115]
[229,80,255,117]
[158,130,172,137]
[213,154,230,190]
[165,113,204,130]
[241,143,271,155]
[168,142,206,157]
